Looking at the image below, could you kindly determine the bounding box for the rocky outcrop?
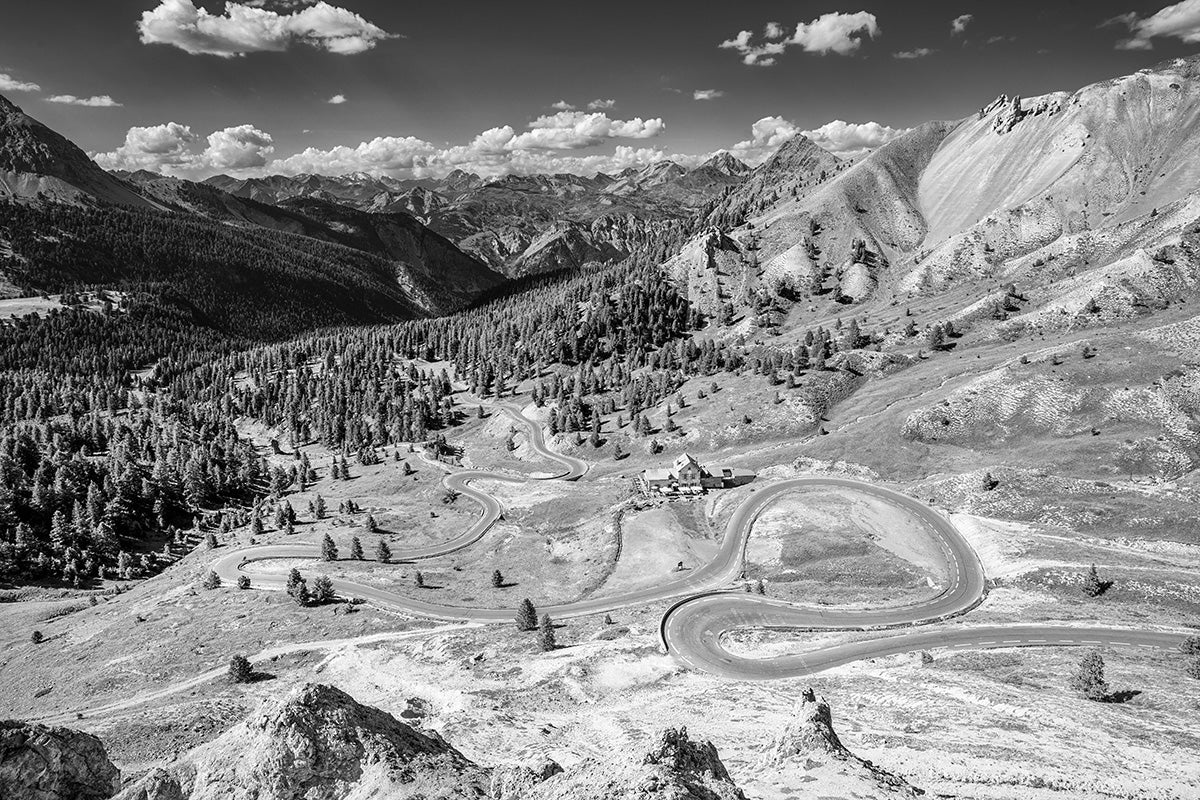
[519,726,746,800]
[755,688,922,797]
[0,719,121,800]
[113,683,490,800]
[490,756,563,800]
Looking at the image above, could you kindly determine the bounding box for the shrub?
[491,569,504,588]
[201,570,221,590]
[228,655,253,684]
[237,575,251,590]
[30,630,43,644]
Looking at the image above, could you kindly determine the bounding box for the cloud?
[721,11,880,65]
[93,122,274,175]
[202,124,275,169]
[1108,0,1200,49]
[46,94,123,107]
[0,73,41,92]
[137,0,395,57]
[764,21,786,39]
[728,116,801,162]
[800,119,912,157]
[99,110,666,179]
[692,89,725,101]
[327,93,346,104]
[893,47,935,59]
[586,98,616,110]
[951,14,973,35]
[550,100,575,110]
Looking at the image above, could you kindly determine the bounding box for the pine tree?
[311,575,335,604]
[228,654,253,683]
[349,536,364,560]
[1070,649,1110,701]
[1082,564,1105,597]
[205,531,218,549]
[237,575,251,589]
[537,614,556,651]
[491,569,504,588]
[376,539,391,563]
[201,570,221,589]
[321,533,338,561]
[754,578,766,595]
[31,630,43,644]
[365,514,377,532]
[516,598,537,631]
[415,570,425,588]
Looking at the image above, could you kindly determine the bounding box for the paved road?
[213,403,1191,679]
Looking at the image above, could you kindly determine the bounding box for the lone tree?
[349,536,364,560]
[516,598,538,631]
[415,571,425,588]
[311,575,335,604]
[237,575,251,590]
[603,613,614,625]
[491,569,504,588]
[204,531,218,549]
[1082,564,1106,597]
[228,654,253,684]
[201,570,221,589]
[321,534,339,562]
[754,579,766,595]
[30,630,43,644]
[365,514,378,533]
[537,614,556,651]
[376,539,392,564]
[1070,649,1110,701]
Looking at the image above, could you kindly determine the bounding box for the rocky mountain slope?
[668,56,1200,336]
[0,96,155,209]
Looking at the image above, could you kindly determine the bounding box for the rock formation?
[0,719,121,800]
[754,688,922,797]
[112,683,491,800]
[518,726,746,800]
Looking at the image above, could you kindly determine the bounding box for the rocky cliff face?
[0,719,121,800]
[112,683,491,800]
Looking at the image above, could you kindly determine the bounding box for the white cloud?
[893,47,935,59]
[801,119,911,157]
[137,0,395,57]
[202,124,275,169]
[0,73,41,92]
[587,98,616,110]
[721,11,880,65]
[764,21,786,39]
[1110,0,1200,49]
[728,116,801,163]
[951,14,974,35]
[550,100,575,110]
[327,93,346,104]
[46,94,123,107]
[93,122,274,175]
[97,109,666,180]
[693,89,725,101]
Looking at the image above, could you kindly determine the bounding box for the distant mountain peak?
[700,151,750,177]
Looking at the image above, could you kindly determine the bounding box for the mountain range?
[3,55,1200,343]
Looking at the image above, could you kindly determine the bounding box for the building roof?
[673,453,701,472]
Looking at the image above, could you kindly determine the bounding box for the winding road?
[213,401,1191,680]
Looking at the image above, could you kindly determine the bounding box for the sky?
[2,0,1199,180]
